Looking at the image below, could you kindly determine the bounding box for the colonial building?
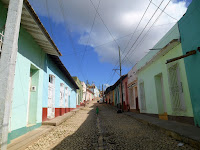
[128,65,139,112]
[137,24,194,124]
[0,0,78,143]
[73,76,83,108]
[178,0,200,127]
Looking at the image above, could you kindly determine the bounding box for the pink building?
[86,89,94,101]
[122,75,129,111]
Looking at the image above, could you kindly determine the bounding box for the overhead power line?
[89,0,119,48]
[128,0,173,60]
[109,0,153,72]
[149,0,178,21]
[45,0,54,40]
[81,0,101,63]
[58,0,87,81]
[120,0,165,66]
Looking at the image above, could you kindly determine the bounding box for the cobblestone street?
[25,101,196,150]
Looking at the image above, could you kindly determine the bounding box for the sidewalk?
[7,126,54,150]
[7,106,84,150]
[42,107,83,126]
[106,104,200,149]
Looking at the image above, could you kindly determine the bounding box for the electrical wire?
[58,0,87,81]
[45,0,54,40]
[108,0,154,75]
[149,0,178,21]
[81,0,101,63]
[128,0,172,61]
[120,0,165,66]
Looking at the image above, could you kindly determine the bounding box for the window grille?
[139,82,146,110]
[168,64,186,111]
[0,31,4,53]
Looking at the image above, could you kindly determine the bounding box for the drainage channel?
[97,116,107,150]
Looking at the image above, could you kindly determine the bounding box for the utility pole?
[119,46,124,111]
[85,83,87,106]
[102,84,104,101]
[0,0,24,149]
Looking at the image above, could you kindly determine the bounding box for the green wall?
[178,0,200,126]
[138,44,193,117]
[0,1,46,141]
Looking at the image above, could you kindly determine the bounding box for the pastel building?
[137,24,194,124]
[128,65,139,112]
[178,0,200,127]
[0,0,78,143]
[73,76,83,107]
[122,75,129,111]
[104,75,128,110]
[42,55,78,121]
[88,85,100,98]
[82,81,86,102]
[86,89,94,101]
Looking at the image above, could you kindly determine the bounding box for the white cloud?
[104,83,110,89]
[29,0,187,66]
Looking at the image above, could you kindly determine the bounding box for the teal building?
[0,0,78,143]
[178,0,200,127]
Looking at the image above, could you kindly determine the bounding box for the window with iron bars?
[0,30,4,54]
[139,82,146,111]
[168,63,186,112]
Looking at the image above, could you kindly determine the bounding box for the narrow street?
[24,101,196,150]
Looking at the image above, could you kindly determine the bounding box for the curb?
[42,107,83,126]
[124,113,200,149]
[105,104,200,149]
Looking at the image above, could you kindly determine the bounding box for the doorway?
[27,65,39,125]
[155,73,167,120]
[135,87,139,111]
[48,74,55,119]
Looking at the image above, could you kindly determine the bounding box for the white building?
[88,85,99,98]
[81,81,86,102]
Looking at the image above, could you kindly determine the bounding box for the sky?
[29,0,192,90]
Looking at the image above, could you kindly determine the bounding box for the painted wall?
[81,82,86,102]
[137,44,193,117]
[122,76,128,104]
[42,56,77,109]
[73,77,83,105]
[178,0,200,126]
[137,24,180,70]
[0,1,46,142]
[8,27,45,141]
[128,65,138,85]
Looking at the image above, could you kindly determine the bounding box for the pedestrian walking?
[96,106,99,115]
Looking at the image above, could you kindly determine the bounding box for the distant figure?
[96,106,99,115]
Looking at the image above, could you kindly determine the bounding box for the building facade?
[137,24,193,124]
[178,0,200,127]
[0,0,78,143]
[73,76,83,107]
[86,89,94,101]
[128,65,139,112]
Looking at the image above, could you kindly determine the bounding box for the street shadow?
[52,102,100,150]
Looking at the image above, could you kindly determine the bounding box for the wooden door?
[48,75,55,119]
[65,87,68,108]
[60,83,64,108]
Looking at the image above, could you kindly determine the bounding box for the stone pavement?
[7,126,54,150]
[25,101,99,150]
[23,102,198,149]
[105,103,200,149]
[99,104,197,150]
[124,111,200,149]
[7,101,91,150]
